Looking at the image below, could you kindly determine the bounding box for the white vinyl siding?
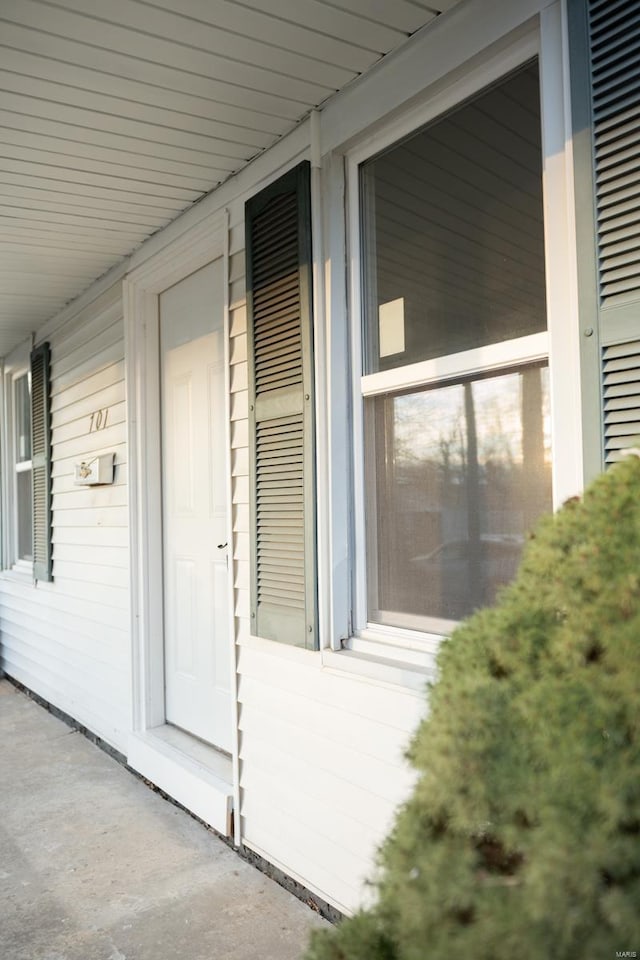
[227,189,424,913]
[236,637,424,913]
[222,5,579,910]
[0,0,585,920]
[0,284,130,751]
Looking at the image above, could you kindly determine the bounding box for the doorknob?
[217,542,228,549]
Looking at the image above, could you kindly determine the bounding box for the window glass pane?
[15,374,31,462]
[17,469,33,561]
[361,62,546,373]
[366,364,552,627]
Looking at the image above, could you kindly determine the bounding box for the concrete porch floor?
[0,679,327,960]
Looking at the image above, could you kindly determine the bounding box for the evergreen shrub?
[306,455,640,960]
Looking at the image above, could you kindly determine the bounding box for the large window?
[359,62,553,632]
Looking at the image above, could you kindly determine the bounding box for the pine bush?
[306,455,640,960]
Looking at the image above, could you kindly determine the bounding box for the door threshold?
[127,725,233,836]
[151,723,232,778]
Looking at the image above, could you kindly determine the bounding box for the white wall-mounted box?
[74,452,115,486]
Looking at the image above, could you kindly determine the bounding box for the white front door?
[159,259,232,753]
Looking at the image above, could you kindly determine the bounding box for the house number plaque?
[89,407,109,432]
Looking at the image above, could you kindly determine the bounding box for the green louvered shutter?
[570,0,640,468]
[30,342,53,581]
[602,339,640,461]
[245,162,317,649]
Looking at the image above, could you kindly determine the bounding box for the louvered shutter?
[30,342,53,581]
[590,0,640,312]
[602,340,640,463]
[245,162,317,648]
[569,0,640,468]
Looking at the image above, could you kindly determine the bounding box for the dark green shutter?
[30,342,53,581]
[245,162,317,648]
[569,0,640,469]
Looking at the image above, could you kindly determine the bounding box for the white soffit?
[0,0,460,357]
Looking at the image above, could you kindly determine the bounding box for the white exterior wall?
[227,212,425,910]
[0,0,580,919]
[223,0,577,915]
[0,281,131,752]
[237,638,424,913]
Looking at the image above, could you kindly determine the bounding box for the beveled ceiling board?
[0,261,118,291]
[0,295,69,313]
[143,0,389,69]
[0,22,306,121]
[0,139,233,191]
[0,89,259,164]
[227,0,415,47]
[0,232,141,257]
[0,272,99,294]
[0,193,170,230]
[0,0,458,356]
[0,157,206,202]
[0,47,295,136]
[0,205,162,237]
[0,249,119,270]
[0,182,187,220]
[0,78,276,151]
[50,0,358,89]
[1,0,337,103]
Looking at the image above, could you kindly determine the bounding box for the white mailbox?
[74,453,115,486]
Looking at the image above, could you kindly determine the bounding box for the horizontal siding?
[53,464,128,496]
[0,283,131,751]
[0,569,128,623]
[0,590,128,651]
[227,202,423,913]
[0,128,431,913]
[237,639,423,914]
[238,696,412,808]
[0,643,127,749]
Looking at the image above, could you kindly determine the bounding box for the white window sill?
[0,560,34,585]
[321,647,433,693]
[321,625,449,693]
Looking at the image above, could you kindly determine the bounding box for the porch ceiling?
[0,0,459,357]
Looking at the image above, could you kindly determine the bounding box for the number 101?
[89,408,109,432]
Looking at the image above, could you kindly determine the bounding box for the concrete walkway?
[0,680,327,960]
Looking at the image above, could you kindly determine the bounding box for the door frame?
[124,210,239,833]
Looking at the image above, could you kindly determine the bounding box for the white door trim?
[124,209,240,837]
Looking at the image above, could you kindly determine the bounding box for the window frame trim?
[361,332,549,398]
[13,370,34,564]
[340,14,583,648]
[30,340,54,582]
[1,340,34,576]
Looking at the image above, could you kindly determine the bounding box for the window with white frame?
[2,341,52,579]
[13,370,33,563]
[356,60,553,634]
